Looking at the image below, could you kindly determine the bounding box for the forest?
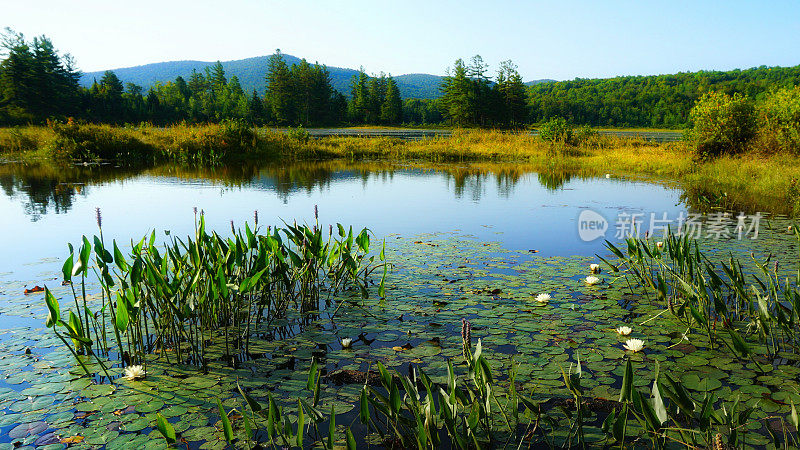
[1,29,800,128]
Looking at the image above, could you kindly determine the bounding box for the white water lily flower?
[605,174,611,179]
[123,365,145,381]
[535,293,551,303]
[585,276,601,285]
[616,326,632,336]
[623,338,645,352]
[341,338,353,349]
[590,263,601,273]
[656,241,664,249]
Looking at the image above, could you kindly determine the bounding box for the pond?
[0,159,797,448]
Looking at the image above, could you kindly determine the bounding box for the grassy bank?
[1,124,799,215]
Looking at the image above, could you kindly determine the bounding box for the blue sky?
[4,0,800,81]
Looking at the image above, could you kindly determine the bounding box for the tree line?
[2,28,800,129]
[528,67,800,128]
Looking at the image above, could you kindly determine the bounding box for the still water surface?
[0,161,687,282]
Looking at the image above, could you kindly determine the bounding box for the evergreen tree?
[187,69,208,98]
[265,49,295,124]
[380,76,402,124]
[98,71,125,122]
[348,68,370,123]
[440,59,472,126]
[307,64,332,125]
[174,76,190,102]
[0,29,79,123]
[207,61,227,96]
[247,89,266,124]
[496,60,528,127]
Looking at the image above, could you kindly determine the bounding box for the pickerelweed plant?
[172,339,800,449]
[599,227,800,361]
[44,210,388,379]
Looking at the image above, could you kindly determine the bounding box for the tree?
[206,61,227,96]
[348,68,370,123]
[0,29,80,123]
[247,89,266,124]
[187,69,208,97]
[97,71,125,122]
[495,60,528,127]
[440,59,472,126]
[688,91,756,158]
[265,49,295,124]
[380,76,402,124]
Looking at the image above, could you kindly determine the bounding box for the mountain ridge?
[79,54,555,99]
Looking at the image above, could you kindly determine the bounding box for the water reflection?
[0,160,593,219]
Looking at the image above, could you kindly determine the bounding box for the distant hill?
[80,54,554,99]
[525,79,556,86]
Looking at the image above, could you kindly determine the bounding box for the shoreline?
[1,124,798,216]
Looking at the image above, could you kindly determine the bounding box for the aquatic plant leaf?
[296,399,304,447]
[156,413,175,444]
[44,287,60,328]
[651,378,667,424]
[216,397,233,444]
[8,420,48,439]
[328,403,336,450]
[114,292,128,332]
[237,382,262,413]
[62,253,74,283]
[619,358,633,403]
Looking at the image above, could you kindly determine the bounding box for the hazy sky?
[4,0,799,81]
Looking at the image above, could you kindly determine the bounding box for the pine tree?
[98,71,124,122]
[247,89,266,124]
[265,49,295,124]
[207,61,227,96]
[187,69,208,98]
[380,76,402,124]
[348,68,369,123]
[0,29,79,122]
[440,59,472,126]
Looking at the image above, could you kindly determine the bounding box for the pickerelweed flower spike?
[254,210,258,227]
[95,207,102,229]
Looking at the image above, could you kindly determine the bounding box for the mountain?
[525,79,556,86]
[79,54,554,99]
[79,54,435,99]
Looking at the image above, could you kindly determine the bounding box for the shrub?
[538,117,573,143]
[286,125,310,144]
[167,120,260,165]
[755,86,800,154]
[219,118,258,152]
[571,125,599,146]
[0,127,39,153]
[48,120,153,162]
[687,91,756,159]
